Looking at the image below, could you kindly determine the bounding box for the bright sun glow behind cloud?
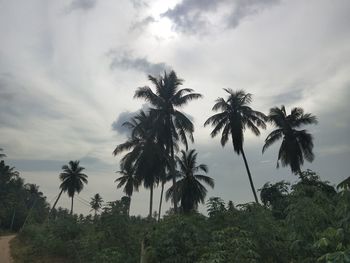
[149,18,177,39]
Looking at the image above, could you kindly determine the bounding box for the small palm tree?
[0,148,6,159]
[166,149,214,213]
[134,70,202,212]
[204,89,266,203]
[90,193,103,216]
[115,166,140,214]
[337,177,350,191]
[263,106,317,174]
[58,160,88,215]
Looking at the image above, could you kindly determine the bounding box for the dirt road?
[0,235,15,263]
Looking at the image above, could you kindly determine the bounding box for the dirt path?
[0,235,15,263]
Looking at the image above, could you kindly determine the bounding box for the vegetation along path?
[0,235,15,263]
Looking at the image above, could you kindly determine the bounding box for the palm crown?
[263,106,318,174]
[90,193,103,215]
[166,149,214,213]
[115,166,140,197]
[134,71,202,149]
[204,89,267,152]
[59,160,88,214]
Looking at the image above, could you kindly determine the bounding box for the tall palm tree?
[90,193,103,216]
[263,106,317,174]
[204,89,266,203]
[58,160,88,215]
[114,110,165,218]
[166,149,214,213]
[115,166,140,214]
[134,70,202,212]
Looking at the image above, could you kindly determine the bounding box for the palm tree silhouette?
[204,89,266,203]
[115,166,140,214]
[166,149,214,213]
[89,193,103,216]
[263,106,317,174]
[0,148,6,159]
[0,160,19,184]
[134,70,202,212]
[114,110,165,218]
[57,160,88,215]
[337,177,350,191]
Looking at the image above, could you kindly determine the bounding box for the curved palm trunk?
[70,194,74,215]
[149,186,153,218]
[241,148,259,204]
[158,181,165,221]
[51,188,64,212]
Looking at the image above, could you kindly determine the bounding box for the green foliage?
[0,160,49,231]
[13,170,350,263]
[200,227,260,263]
[148,214,209,263]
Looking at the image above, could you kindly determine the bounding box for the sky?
[0,0,349,216]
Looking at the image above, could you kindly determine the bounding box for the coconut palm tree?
[58,160,88,215]
[134,71,202,212]
[263,106,317,174]
[90,193,103,216]
[0,160,19,184]
[114,110,166,218]
[166,149,214,213]
[0,148,6,159]
[24,183,44,206]
[337,177,350,191]
[204,89,266,203]
[115,166,140,214]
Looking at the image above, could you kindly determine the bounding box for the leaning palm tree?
[114,110,165,218]
[57,160,88,215]
[90,193,103,216]
[166,149,214,213]
[263,106,317,174]
[204,89,266,203]
[134,71,202,212]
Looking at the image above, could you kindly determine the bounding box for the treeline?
[0,149,48,232]
[14,170,350,262]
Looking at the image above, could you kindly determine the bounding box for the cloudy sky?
[1,0,349,216]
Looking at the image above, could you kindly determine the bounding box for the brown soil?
[0,235,15,263]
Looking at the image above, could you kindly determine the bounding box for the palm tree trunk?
[128,197,131,216]
[51,188,64,212]
[158,181,165,221]
[170,142,178,213]
[70,195,74,215]
[241,148,259,204]
[149,186,153,218]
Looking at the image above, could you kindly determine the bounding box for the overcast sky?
[1,0,349,216]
